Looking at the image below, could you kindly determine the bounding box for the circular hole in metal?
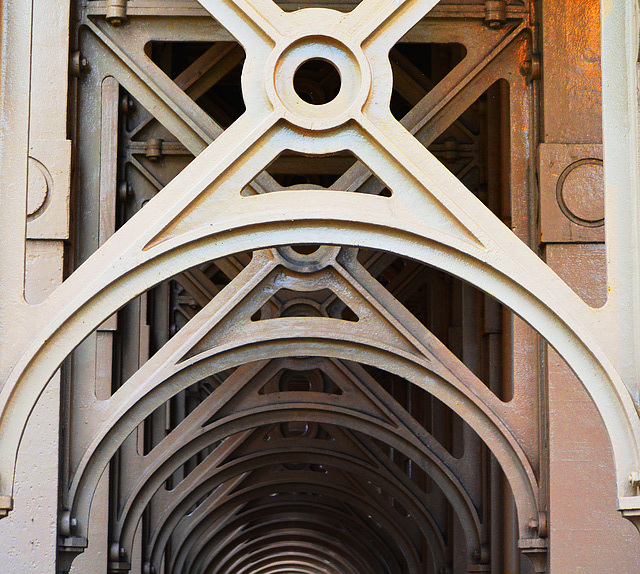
[293,58,341,105]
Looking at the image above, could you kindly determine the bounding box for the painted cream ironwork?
[0,0,640,572]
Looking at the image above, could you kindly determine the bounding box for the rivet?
[109,543,118,561]
[118,181,133,203]
[521,54,542,81]
[120,94,135,115]
[58,510,78,537]
[485,0,506,28]
[529,511,548,538]
[70,52,89,77]
[106,0,127,25]
[145,139,163,162]
[473,543,491,564]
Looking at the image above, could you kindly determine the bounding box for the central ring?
[267,34,371,130]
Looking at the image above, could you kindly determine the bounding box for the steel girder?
[1,0,640,573]
[65,249,535,542]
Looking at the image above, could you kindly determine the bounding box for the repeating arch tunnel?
[50,241,604,573]
[1,0,640,573]
[65,247,533,573]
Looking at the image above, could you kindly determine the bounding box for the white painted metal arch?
[0,0,639,543]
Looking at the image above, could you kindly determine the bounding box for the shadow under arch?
[208,538,365,574]
[183,517,397,574]
[2,0,638,531]
[60,249,535,549]
[165,474,431,574]
[108,359,479,565]
[206,537,378,574]
[192,519,401,574]
[2,216,637,519]
[66,332,536,543]
[186,506,406,574]
[2,223,639,535]
[117,433,451,572]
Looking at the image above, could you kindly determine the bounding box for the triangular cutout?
[241,150,392,196]
[277,0,363,13]
[218,422,337,467]
[258,365,343,395]
[200,357,399,429]
[181,249,430,362]
[144,113,483,251]
[251,286,359,322]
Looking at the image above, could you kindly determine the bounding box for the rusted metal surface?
[0,0,639,573]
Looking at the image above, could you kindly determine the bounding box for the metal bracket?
[518,538,548,573]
